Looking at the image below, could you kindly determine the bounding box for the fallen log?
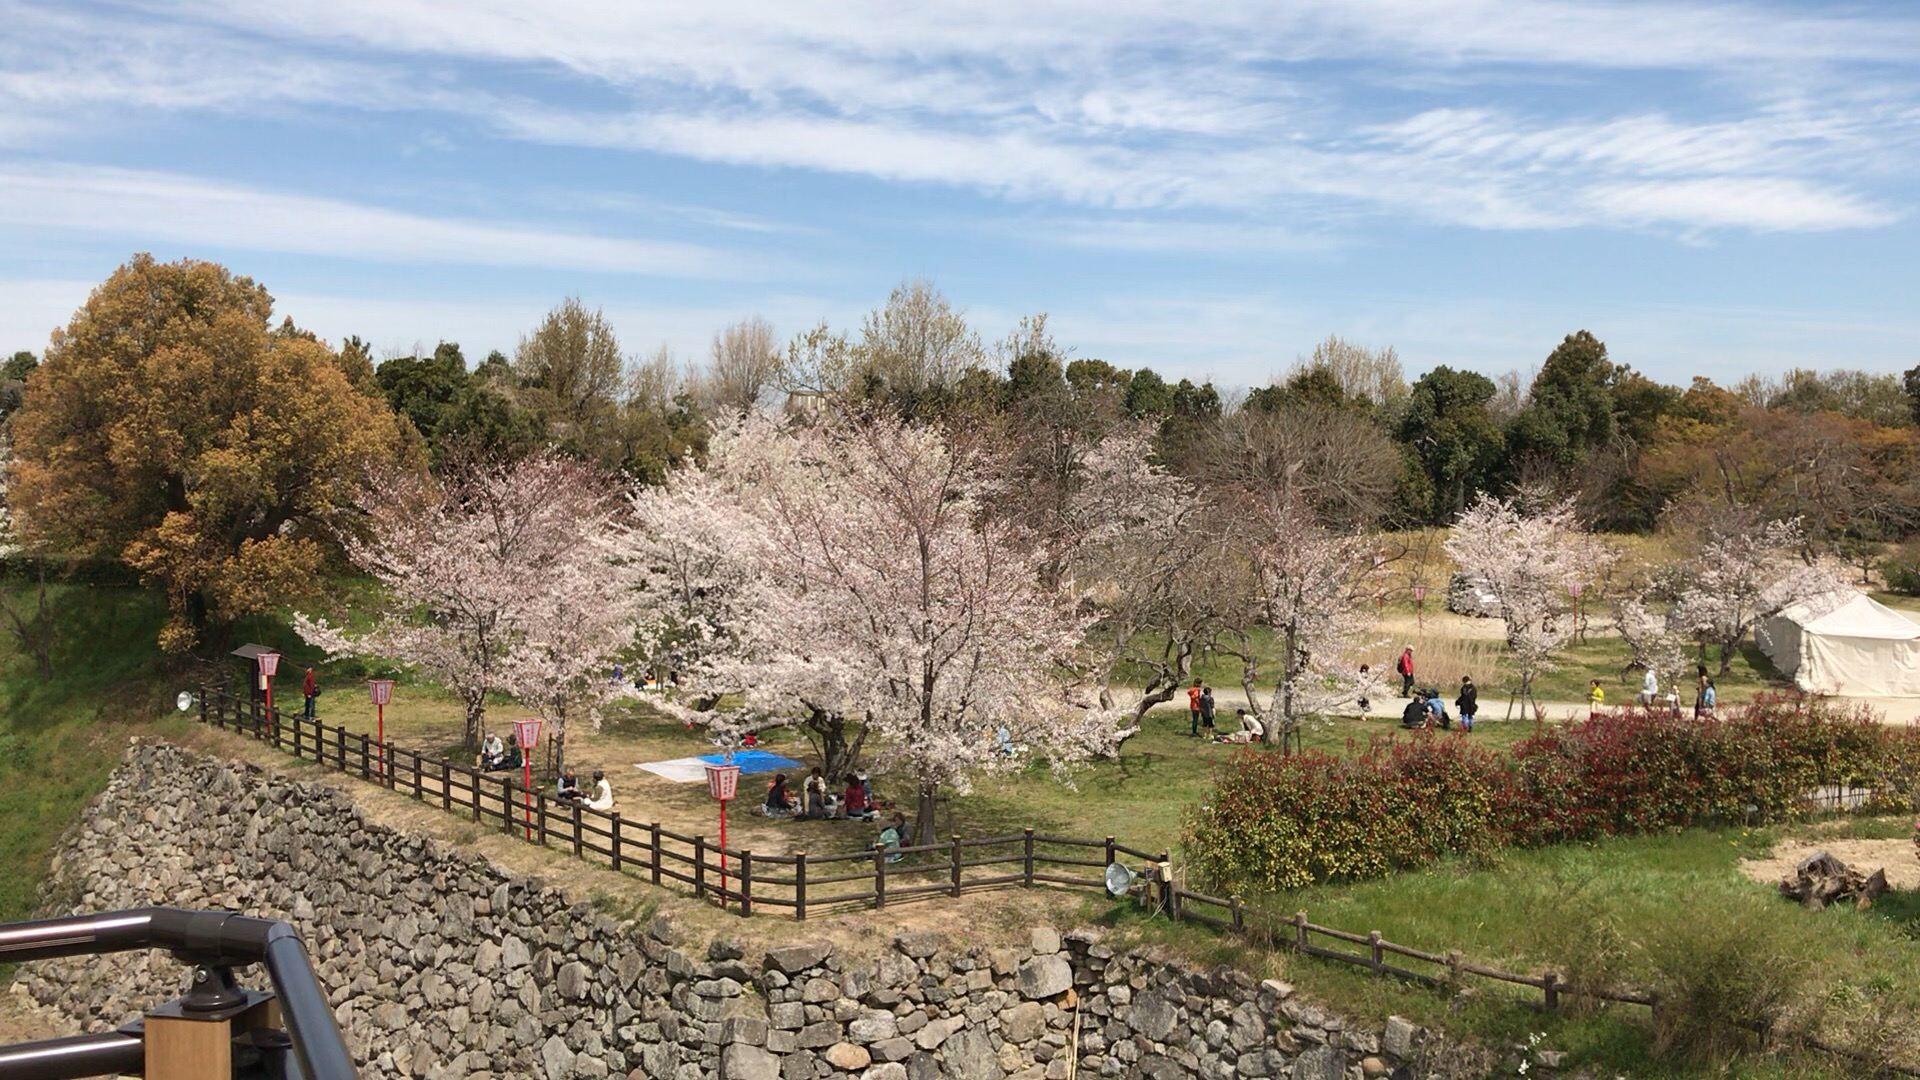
[1778,851,1890,911]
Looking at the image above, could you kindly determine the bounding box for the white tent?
[1760,592,1920,697]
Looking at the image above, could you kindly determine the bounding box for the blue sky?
[3,1,1918,388]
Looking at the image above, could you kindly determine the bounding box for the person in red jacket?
[301,667,318,719]
[1395,647,1415,698]
[1186,679,1205,736]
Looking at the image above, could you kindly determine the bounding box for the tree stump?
[1777,851,1890,911]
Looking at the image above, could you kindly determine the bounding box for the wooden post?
[291,716,302,759]
[649,823,663,885]
[693,836,707,899]
[1446,950,1462,990]
[359,733,371,780]
[1368,931,1384,971]
[610,813,623,872]
[873,843,887,909]
[440,761,452,810]
[412,751,423,798]
[950,836,962,897]
[572,804,583,858]
[1022,828,1036,887]
[335,725,346,771]
[384,742,397,789]
[198,691,208,727]
[740,851,754,917]
[1543,972,1560,1011]
[1294,911,1309,950]
[1157,851,1172,917]
[471,770,481,823]
[795,852,808,921]
[1104,835,1116,866]
[502,778,514,835]
[536,794,549,846]
[1230,896,1245,933]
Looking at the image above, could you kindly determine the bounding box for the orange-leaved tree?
[8,254,410,652]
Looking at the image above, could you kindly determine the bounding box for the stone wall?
[16,741,1486,1079]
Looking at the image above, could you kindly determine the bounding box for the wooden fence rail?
[196,686,1692,1026]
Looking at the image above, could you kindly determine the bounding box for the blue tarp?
[698,750,803,775]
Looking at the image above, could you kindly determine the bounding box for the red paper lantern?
[705,763,741,802]
[367,679,394,706]
[257,650,281,680]
[513,718,543,752]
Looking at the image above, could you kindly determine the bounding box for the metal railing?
[0,907,356,1080]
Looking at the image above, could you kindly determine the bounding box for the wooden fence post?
[950,836,962,897]
[502,778,514,835]
[610,814,623,872]
[740,852,754,917]
[359,734,371,780]
[649,823,663,885]
[385,743,397,789]
[1446,950,1462,990]
[411,751,423,797]
[572,804,583,858]
[1104,836,1116,866]
[335,726,346,771]
[1543,972,1560,1011]
[1230,896,1245,934]
[1368,931,1384,971]
[693,836,707,899]
[198,691,208,727]
[1022,829,1035,887]
[536,794,549,846]
[795,853,808,922]
[291,716,303,759]
[440,761,451,810]
[471,771,481,823]
[873,844,887,909]
[1293,912,1309,950]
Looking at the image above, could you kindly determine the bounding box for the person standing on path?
[1455,675,1477,732]
[1588,679,1606,719]
[1396,647,1416,697]
[1187,679,1205,736]
[1638,667,1659,708]
[1199,686,1217,736]
[301,667,318,720]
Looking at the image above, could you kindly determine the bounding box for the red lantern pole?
[704,761,742,899]
[514,718,543,840]
[368,680,394,778]
[258,651,281,740]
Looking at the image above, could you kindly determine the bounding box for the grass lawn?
[1094,815,1920,1078]
[0,583,175,923]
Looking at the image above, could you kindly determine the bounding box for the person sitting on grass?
[584,769,614,813]
[1425,690,1452,730]
[878,813,907,863]
[1217,708,1264,744]
[479,732,507,770]
[1400,692,1430,730]
[556,771,583,806]
[842,774,874,821]
[763,773,794,817]
[803,767,829,818]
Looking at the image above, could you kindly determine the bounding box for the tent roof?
[1779,592,1920,641]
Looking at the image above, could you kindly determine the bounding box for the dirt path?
[1740,832,1920,891]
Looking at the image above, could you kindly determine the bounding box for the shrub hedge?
[1185,694,1918,892]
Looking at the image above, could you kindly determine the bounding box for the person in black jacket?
[1455,676,1478,733]
[1400,692,1430,729]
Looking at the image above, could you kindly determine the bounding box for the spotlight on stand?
[175,690,196,713]
[1104,862,1137,898]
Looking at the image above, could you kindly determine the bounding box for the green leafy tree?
[0,350,37,420]
[1506,330,1617,473]
[1398,366,1504,521]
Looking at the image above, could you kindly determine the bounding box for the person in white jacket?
[1638,668,1659,708]
[584,770,615,813]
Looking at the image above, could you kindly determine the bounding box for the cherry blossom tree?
[1666,511,1844,673]
[296,453,625,752]
[1612,590,1694,711]
[1447,494,1610,715]
[623,413,1128,843]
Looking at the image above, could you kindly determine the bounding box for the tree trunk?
[1718,640,1736,676]
[1131,640,1193,723]
[464,698,486,753]
[914,783,938,847]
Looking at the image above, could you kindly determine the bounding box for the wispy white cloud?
[0,163,767,277]
[1581,177,1898,232]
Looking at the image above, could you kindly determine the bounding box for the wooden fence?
[197,689,1164,921]
[199,681,1920,1076]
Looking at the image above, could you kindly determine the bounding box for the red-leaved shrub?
[1186,694,1920,892]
